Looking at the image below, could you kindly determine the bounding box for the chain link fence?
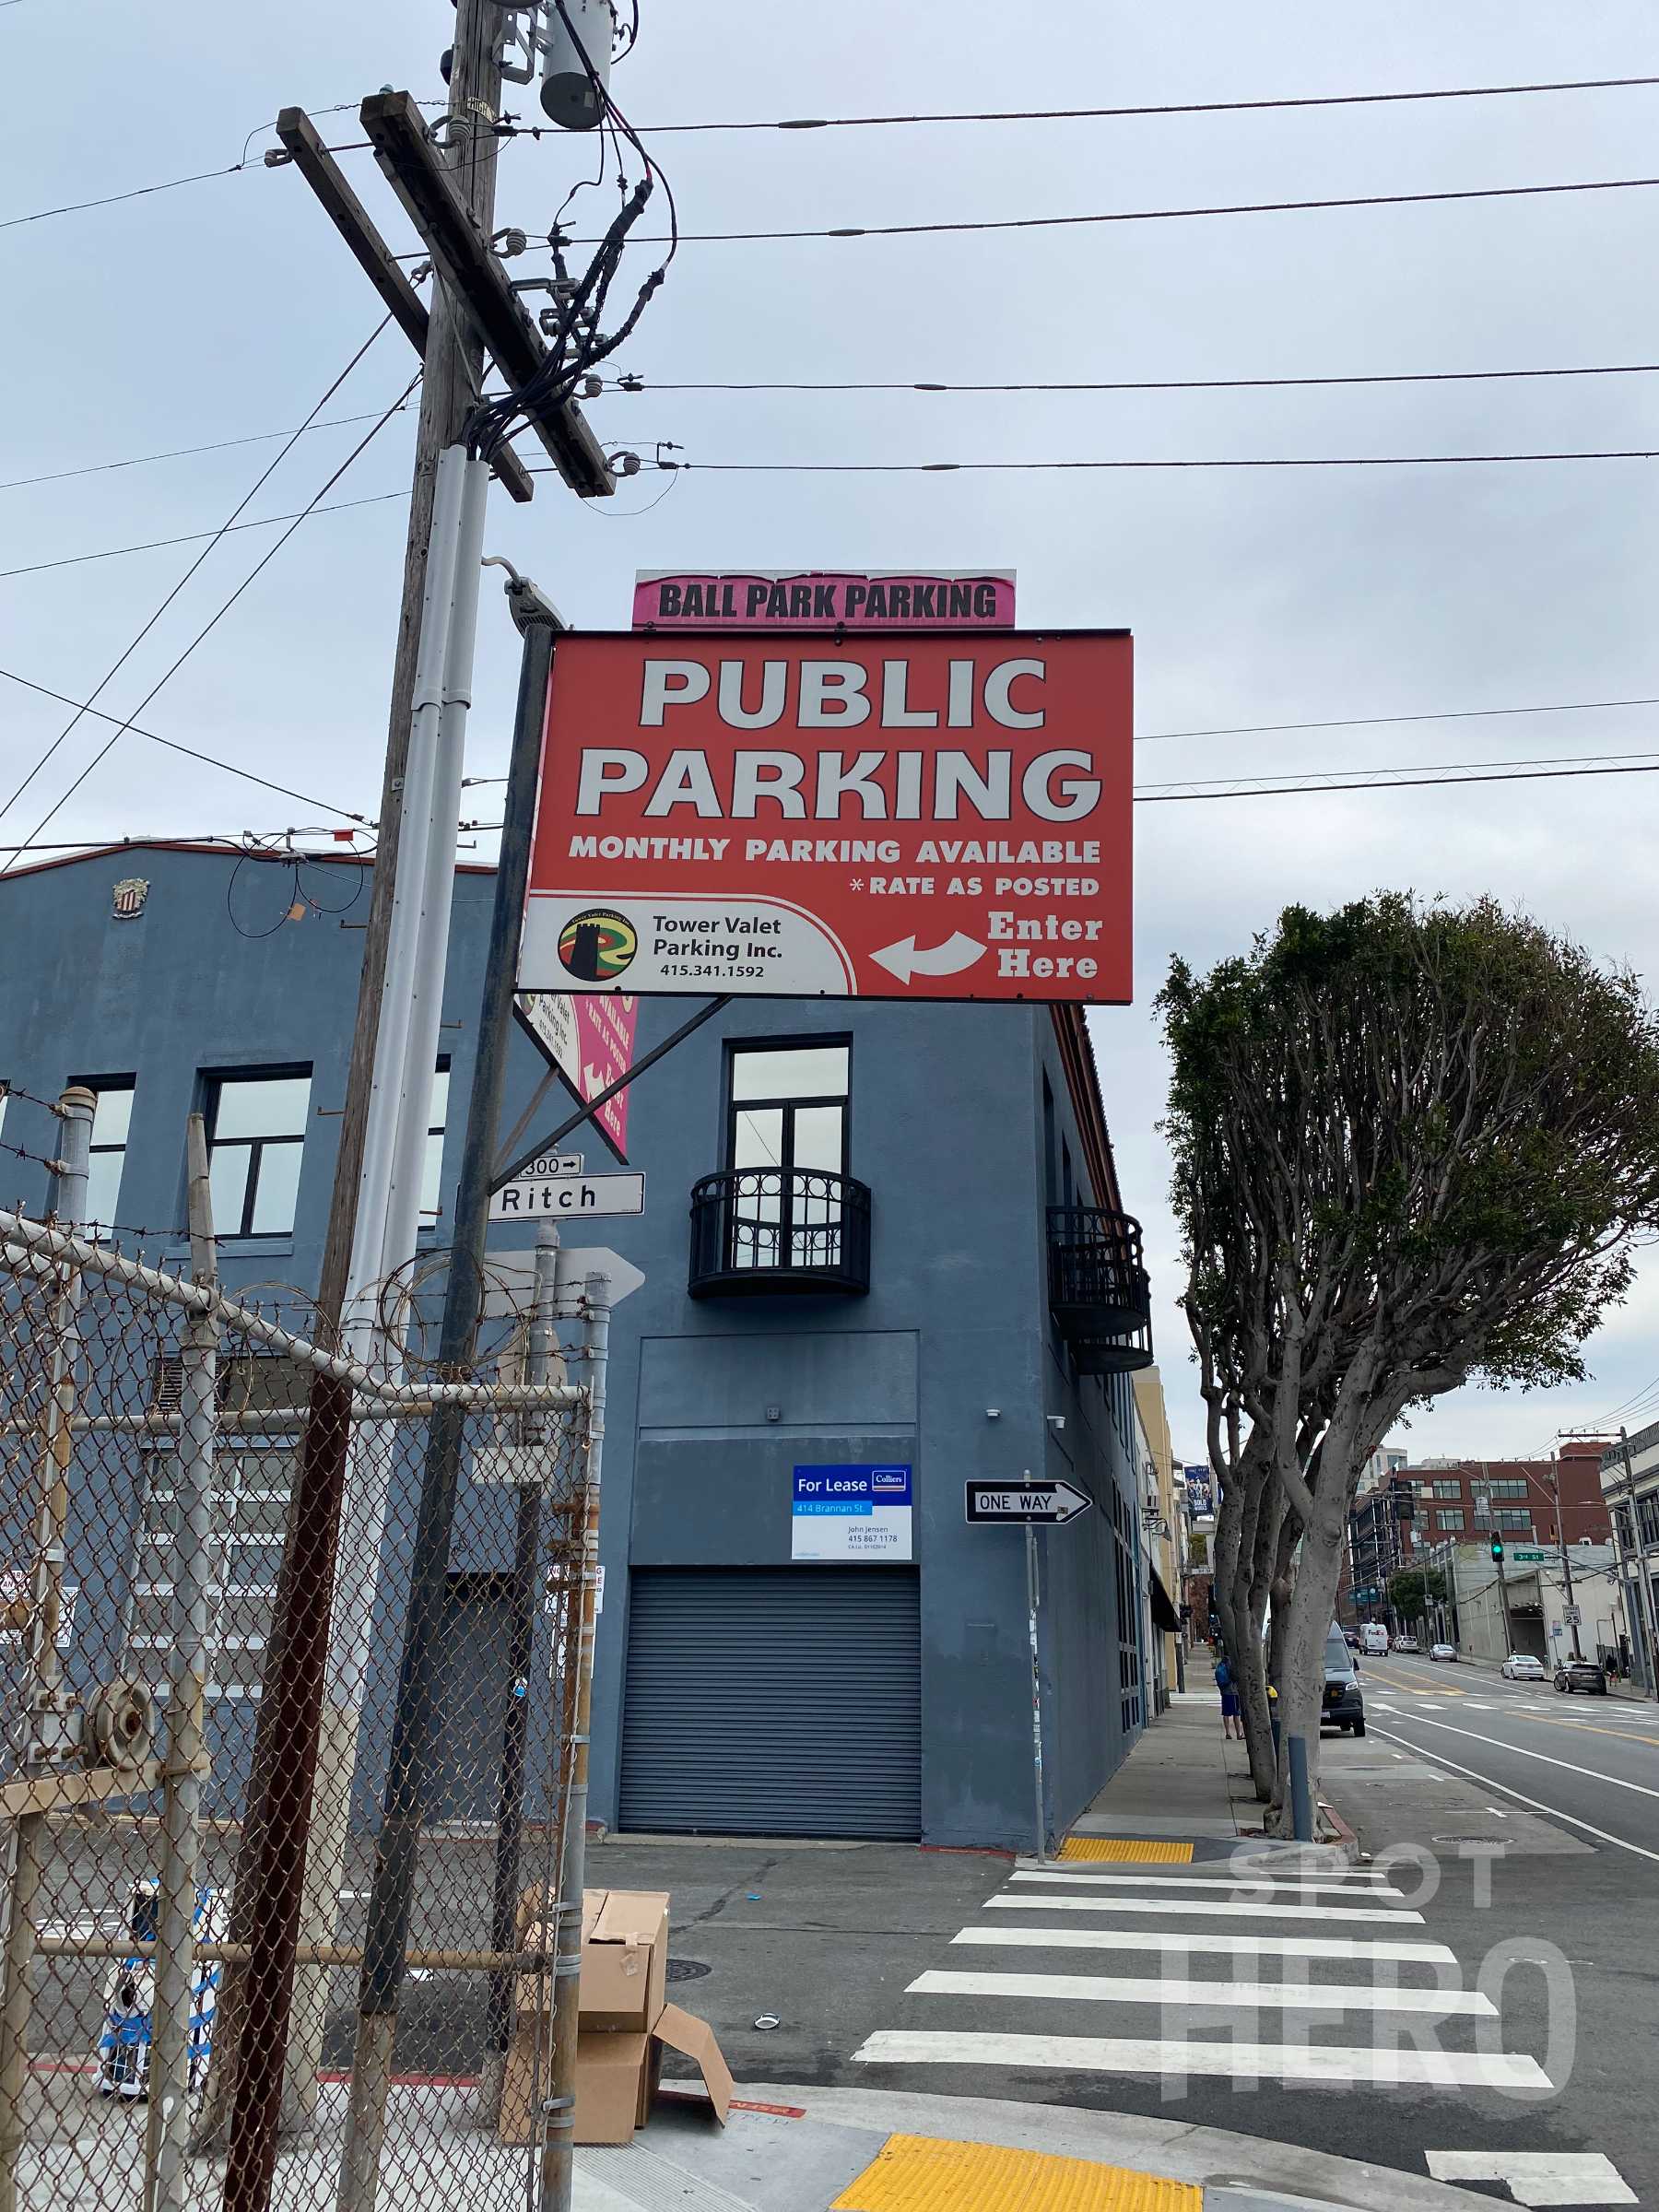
[0,1198,595,2212]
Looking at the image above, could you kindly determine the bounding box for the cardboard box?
[498,1888,732,2148]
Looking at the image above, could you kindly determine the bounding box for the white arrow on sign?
[869,932,985,984]
[481,1245,645,1317]
[965,1478,1093,1525]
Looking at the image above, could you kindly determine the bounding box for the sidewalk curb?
[740,2082,1511,2212]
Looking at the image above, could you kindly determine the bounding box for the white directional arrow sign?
[964,1478,1093,1526]
[869,933,986,985]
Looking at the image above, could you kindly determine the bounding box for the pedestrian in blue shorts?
[1214,1649,1244,1740]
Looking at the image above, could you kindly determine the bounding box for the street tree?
[1162,893,1659,1827]
[1385,1566,1448,1631]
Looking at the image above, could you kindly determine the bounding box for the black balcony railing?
[1046,1206,1154,1373]
[688,1167,872,1298]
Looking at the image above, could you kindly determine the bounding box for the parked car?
[1429,1642,1458,1663]
[1322,1623,1366,1735]
[1343,1628,1361,1650]
[1553,1658,1608,1695]
[1359,1623,1390,1657]
[1500,1653,1547,1681]
[1393,1634,1419,1653]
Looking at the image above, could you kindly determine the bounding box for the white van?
[1359,1623,1390,1657]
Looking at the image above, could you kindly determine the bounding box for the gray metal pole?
[477,1222,559,2125]
[538,1272,609,2212]
[0,1086,92,2212]
[143,1114,218,2212]
[335,613,560,2212]
[1287,1734,1313,1842]
[1026,1516,1045,1862]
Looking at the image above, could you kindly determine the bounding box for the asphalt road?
[1358,1649,1659,1861]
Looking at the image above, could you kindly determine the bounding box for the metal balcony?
[688,1168,872,1298]
[1046,1206,1154,1374]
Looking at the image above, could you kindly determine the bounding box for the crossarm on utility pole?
[274,106,534,506]
[492,996,732,1192]
[358,92,613,500]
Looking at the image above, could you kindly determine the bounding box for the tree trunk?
[1239,1483,1283,1801]
[1269,1500,1347,1835]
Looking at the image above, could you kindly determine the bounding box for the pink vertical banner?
[573,993,639,1154]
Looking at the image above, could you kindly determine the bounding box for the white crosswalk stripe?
[853,1855,1558,2111]
[1425,2152,1637,2205]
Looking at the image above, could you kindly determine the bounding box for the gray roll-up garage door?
[619,1566,921,1840]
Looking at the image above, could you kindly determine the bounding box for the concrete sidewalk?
[575,2082,1506,2212]
[1063,1691,1265,1854]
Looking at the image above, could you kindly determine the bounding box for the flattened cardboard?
[652,2002,733,2124]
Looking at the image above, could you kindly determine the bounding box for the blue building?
[0,841,1161,1851]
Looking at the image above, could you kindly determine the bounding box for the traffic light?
[1490,1534,1504,1564]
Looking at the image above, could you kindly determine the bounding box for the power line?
[0,490,409,584]
[0,404,419,494]
[564,171,1659,247]
[1137,757,1659,804]
[0,321,395,836]
[618,359,1659,396]
[1139,744,1659,795]
[631,74,1659,135]
[1138,692,1659,744]
[542,447,1659,476]
[2,160,250,235]
[1,372,415,863]
[0,669,370,824]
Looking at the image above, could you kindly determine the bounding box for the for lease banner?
[521,629,1132,1006]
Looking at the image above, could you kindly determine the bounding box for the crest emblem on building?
[111,878,149,920]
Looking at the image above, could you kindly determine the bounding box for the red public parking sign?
[521,629,1132,1004]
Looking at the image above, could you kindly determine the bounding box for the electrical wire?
[1138,692,1659,744]
[536,446,1659,476]
[0,373,415,864]
[0,671,371,824]
[0,320,394,835]
[615,359,1659,397]
[1137,757,1659,804]
[0,404,419,495]
[1139,744,1659,794]
[0,491,410,583]
[629,74,1659,135]
[560,171,1659,248]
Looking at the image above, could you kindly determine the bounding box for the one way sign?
[964,1478,1093,1526]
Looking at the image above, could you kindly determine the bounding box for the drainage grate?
[666,1957,712,1983]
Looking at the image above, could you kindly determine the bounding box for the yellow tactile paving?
[831,2134,1203,2212]
[1054,1837,1194,1864]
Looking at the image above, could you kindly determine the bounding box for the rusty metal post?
[141,1114,218,2212]
[0,1084,92,2212]
[537,1272,608,2212]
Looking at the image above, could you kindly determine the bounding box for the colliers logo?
[557,907,638,982]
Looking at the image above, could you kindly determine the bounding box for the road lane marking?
[1520,1714,1659,1749]
[853,2030,1549,2088]
[1399,1715,1659,1799]
[1425,2152,1637,2206]
[986,1894,1423,1924]
[1367,1725,1659,1865]
[910,1969,1497,2016]
[953,1927,1459,1965]
[1010,1870,1405,1900]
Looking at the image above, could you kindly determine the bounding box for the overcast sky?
[6,3,1659,1468]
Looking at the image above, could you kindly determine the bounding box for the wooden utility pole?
[215,6,512,2201]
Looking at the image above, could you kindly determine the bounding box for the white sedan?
[1429,1643,1457,1663]
[1500,1653,1547,1681]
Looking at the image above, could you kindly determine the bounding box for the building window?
[1614,1505,1635,1552]
[1432,1480,1462,1500]
[1495,1509,1532,1533]
[725,1041,849,1270]
[205,1069,310,1237]
[1636,1492,1659,1548]
[419,1060,451,1221]
[1473,1503,1492,1531]
[1488,1477,1529,1500]
[1436,1509,1465,1531]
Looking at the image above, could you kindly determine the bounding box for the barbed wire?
[0,1078,67,1119]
